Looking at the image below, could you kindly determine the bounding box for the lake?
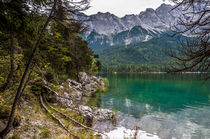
[94,73,210,139]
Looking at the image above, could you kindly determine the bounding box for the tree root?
[42,84,108,138]
[39,94,79,139]
[44,98,107,136]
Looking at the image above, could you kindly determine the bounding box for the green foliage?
[100,87,107,93]
[31,80,43,96]
[0,95,4,106]
[103,78,109,87]
[31,85,42,96]
[0,13,101,86]
[99,78,109,93]
[37,22,100,82]
[40,128,51,138]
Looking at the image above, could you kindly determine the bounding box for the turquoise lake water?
[95,74,210,139]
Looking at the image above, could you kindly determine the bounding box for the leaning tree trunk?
[0,1,57,138]
[0,34,15,91]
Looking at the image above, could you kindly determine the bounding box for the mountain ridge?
[79,3,181,35]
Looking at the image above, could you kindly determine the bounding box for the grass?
[40,128,51,138]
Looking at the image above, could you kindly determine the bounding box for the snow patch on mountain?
[143,35,152,42]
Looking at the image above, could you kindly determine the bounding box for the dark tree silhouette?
[0,34,14,91]
[0,0,90,138]
[168,0,210,73]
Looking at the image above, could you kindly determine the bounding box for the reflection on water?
[94,73,210,139]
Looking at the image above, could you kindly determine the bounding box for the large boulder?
[78,105,93,127]
[94,109,115,121]
[78,105,93,117]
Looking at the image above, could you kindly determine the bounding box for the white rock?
[79,105,93,118]
[94,109,114,121]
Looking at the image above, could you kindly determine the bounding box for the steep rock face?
[83,3,209,46]
[83,4,177,35]
[83,2,209,36]
[85,25,162,50]
[139,8,165,29]
[86,12,127,35]
[155,4,177,27]
[121,14,142,30]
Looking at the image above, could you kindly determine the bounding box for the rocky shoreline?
[46,72,115,129]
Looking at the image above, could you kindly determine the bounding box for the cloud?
[85,0,173,17]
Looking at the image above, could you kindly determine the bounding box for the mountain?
[78,4,190,72]
[80,3,185,50]
[81,4,181,35]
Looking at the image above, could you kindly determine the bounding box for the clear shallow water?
[95,74,210,139]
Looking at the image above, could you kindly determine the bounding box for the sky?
[85,0,173,17]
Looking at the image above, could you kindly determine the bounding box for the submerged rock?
[102,126,161,139]
[94,109,115,121]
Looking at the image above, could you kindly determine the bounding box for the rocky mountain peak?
[82,3,180,35]
[145,8,155,13]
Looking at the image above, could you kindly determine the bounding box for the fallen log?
[40,94,79,139]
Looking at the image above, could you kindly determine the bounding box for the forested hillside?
[0,0,104,138]
[91,31,187,72]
